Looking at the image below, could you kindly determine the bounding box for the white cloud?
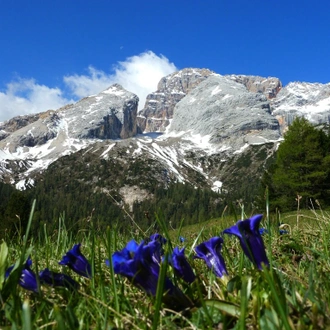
[0,51,177,122]
[0,79,73,122]
[64,51,177,108]
[63,67,113,99]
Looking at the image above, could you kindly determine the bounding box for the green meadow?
[1,200,330,330]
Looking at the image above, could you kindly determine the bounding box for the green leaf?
[205,299,240,318]
[0,241,8,290]
[22,300,32,330]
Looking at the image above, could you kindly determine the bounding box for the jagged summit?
[137,68,215,132]
[227,74,282,99]
[0,84,139,185]
[61,83,138,139]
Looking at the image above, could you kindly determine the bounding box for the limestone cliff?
[137,68,214,132]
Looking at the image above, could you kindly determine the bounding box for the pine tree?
[269,117,330,210]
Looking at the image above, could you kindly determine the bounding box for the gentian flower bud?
[20,268,38,293]
[169,247,195,283]
[6,257,38,293]
[223,214,270,270]
[179,236,186,243]
[194,237,228,278]
[59,244,92,278]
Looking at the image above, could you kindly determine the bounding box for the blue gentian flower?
[39,268,80,290]
[179,236,186,243]
[59,244,92,278]
[223,214,270,270]
[107,239,169,296]
[150,233,167,245]
[107,239,193,311]
[6,257,38,293]
[279,229,289,235]
[20,268,39,293]
[169,247,195,283]
[194,237,228,278]
[149,233,167,263]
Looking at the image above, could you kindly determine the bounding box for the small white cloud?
[0,51,177,122]
[0,78,73,122]
[64,51,177,108]
[63,66,113,99]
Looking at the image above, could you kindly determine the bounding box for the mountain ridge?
[0,68,329,207]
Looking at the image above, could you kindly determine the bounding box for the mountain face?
[137,68,215,132]
[168,75,281,149]
[0,68,329,223]
[271,82,330,131]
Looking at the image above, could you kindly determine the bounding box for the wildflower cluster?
[5,214,271,313]
[5,243,91,292]
[105,214,270,310]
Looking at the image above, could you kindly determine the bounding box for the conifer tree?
[267,117,330,210]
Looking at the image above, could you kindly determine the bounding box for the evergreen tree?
[265,117,330,210]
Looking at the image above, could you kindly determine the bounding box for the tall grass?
[1,201,330,329]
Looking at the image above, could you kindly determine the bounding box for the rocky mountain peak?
[137,68,215,132]
[168,75,281,149]
[65,84,139,139]
[1,66,330,198]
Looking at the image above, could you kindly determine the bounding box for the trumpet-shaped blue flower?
[150,233,167,245]
[59,244,92,278]
[194,237,228,278]
[107,239,170,296]
[39,268,79,290]
[20,268,38,293]
[169,247,195,283]
[149,234,166,263]
[6,257,38,293]
[223,214,269,270]
[106,238,193,311]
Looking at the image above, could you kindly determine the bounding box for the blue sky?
[0,0,329,121]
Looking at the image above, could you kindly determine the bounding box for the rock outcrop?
[271,82,330,131]
[63,84,139,139]
[0,113,42,141]
[0,111,61,152]
[137,68,214,132]
[169,75,281,149]
[227,75,282,99]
